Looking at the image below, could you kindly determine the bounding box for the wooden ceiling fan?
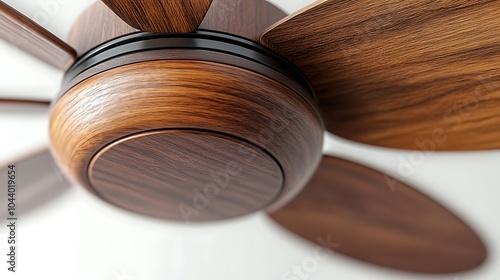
[1,0,495,275]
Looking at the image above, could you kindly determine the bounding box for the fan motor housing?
[50,31,324,222]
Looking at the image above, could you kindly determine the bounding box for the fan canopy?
[50,32,324,221]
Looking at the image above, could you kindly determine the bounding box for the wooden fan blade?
[199,0,286,41]
[0,2,76,70]
[101,0,213,33]
[0,98,51,106]
[269,156,487,273]
[0,150,71,219]
[261,1,500,150]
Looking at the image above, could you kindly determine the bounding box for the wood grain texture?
[270,156,487,273]
[0,98,50,106]
[61,49,313,104]
[68,1,138,56]
[101,0,213,33]
[0,1,75,70]
[261,0,500,150]
[89,130,282,221]
[69,0,285,55]
[199,0,286,41]
[50,60,323,218]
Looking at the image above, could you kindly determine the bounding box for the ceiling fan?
[1,0,496,275]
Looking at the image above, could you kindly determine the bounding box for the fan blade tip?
[270,156,488,273]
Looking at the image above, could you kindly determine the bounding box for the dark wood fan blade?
[199,0,286,41]
[101,0,213,33]
[261,1,500,150]
[0,2,76,70]
[0,150,71,220]
[269,156,487,273]
[0,98,51,106]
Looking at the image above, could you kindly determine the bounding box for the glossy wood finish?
[199,0,286,41]
[270,156,487,273]
[68,1,138,56]
[50,60,323,220]
[69,0,286,56]
[101,0,213,33]
[61,49,312,103]
[90,131,282,221]
[0,150,71,220]
[0,2,76,70]
[261,0,500,150]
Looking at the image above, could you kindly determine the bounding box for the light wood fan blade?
[261,1,500,151]
[0,150,71,220]
[0,2,76,70]
[101,0,213,33]
[269,156,487,274]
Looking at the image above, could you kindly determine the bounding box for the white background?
[0,0,499,279]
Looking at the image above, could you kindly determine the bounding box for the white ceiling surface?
[0,0,499,279]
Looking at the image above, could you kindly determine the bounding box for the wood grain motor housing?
[68,0,288,56]
[50,31,324,222]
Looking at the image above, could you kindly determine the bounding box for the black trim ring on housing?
[64,29,316,100]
